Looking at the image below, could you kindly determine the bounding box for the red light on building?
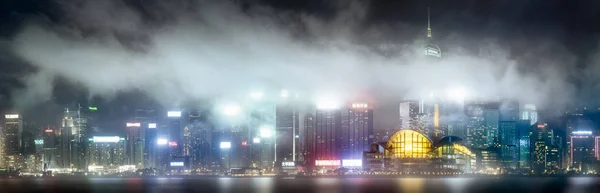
[168,142,178,147]
[241,141,247,146]
[537,124,545,129]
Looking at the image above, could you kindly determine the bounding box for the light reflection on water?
[0,177,599,193]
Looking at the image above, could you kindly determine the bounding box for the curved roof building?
[386,130,433,159]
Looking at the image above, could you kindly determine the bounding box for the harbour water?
[1,177,599,193]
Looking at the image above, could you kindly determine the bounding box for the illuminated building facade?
[570,131,596,173]
[465,102,486,149]
[499,121,517,170]
[530,123,554,174]
[2,114,23,168]
[521,104,538,126]
[399,101,419,129]
[275,102,299,165]
[187,110,212,170]
[125,121,143,168]
[517,120,532,170]
[132,107,157,168]
[340,103,374,159]
[432,137,476,173]
[363,129,476,173]
[304,113,316,165]
[2,114,22,155]
[42,128,58,169]
[57,105,88,170]
[386,130,433,170]
[87,136,125,167]
[314,108,341,160]
[483,103,500,148]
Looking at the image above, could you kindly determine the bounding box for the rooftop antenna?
[427,7,432,38]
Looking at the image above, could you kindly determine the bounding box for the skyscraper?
[303,113,315,165]
[340,103,374,159]
[87,136,125,167]
[570,130,596,173]
[465,102,486,149]
[3,114,22,156]
[517,120,531,170]
[42,127,58,170]
[275,102,299,165]
[422,7,442,58]
[530,123,554,174]
[483,103,500,148]
[499,121,517,170]
[521,104,538,126]
[2,113,23,168]
[58,106,87,170]
[314,108,341,161]
[399,101,419,129]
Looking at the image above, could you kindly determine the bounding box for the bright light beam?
[250,92,263,99]
[222,104,241,116]
[316,98,340,110]
[446,86,468,102]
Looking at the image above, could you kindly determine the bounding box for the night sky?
[2,0,600,132]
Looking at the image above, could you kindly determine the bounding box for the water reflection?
[0,177,599,193]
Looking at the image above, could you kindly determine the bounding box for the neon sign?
[315,160,341,166]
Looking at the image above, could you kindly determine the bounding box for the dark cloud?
[2,0,600,130]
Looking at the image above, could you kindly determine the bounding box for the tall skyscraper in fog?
[521,104,537,126]
[2,113,23,168]
[3,114,22,156]
[314,108,341,160]
[58,105,87,170]
[530,123,554,174]
[422,7,442,58]
[465,102,486,149]
[303,113,315,164]
[399,101,419,129]
[42,127,58,169]
[340,103,374,159]
[570,130,596,172]
[275,102,299,164]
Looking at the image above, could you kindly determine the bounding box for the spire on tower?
[427,7,432,38]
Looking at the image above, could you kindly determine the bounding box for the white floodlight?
[253,138,261,144]
[572,131,593,135]
[92,136,121,143]
[167,111,182,117]
[250,92,264,99]
[220,142,232,149]
[259,127,273,138]
[148,123,157,129]
[170,162,184,167]
[223,105,241,116]
[281,90,289,98]
[4,114,19,119]
[157,138,168,145]
[446,86,468,102]
[317,99,340,110]
[126,123,141,127]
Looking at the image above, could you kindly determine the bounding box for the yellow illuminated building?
[386,130,433,159]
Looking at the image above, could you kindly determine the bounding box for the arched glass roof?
[386,130,433,159]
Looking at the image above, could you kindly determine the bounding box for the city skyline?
[2,0,600,179]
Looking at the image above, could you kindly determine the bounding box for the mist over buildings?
[4,0,598,128]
